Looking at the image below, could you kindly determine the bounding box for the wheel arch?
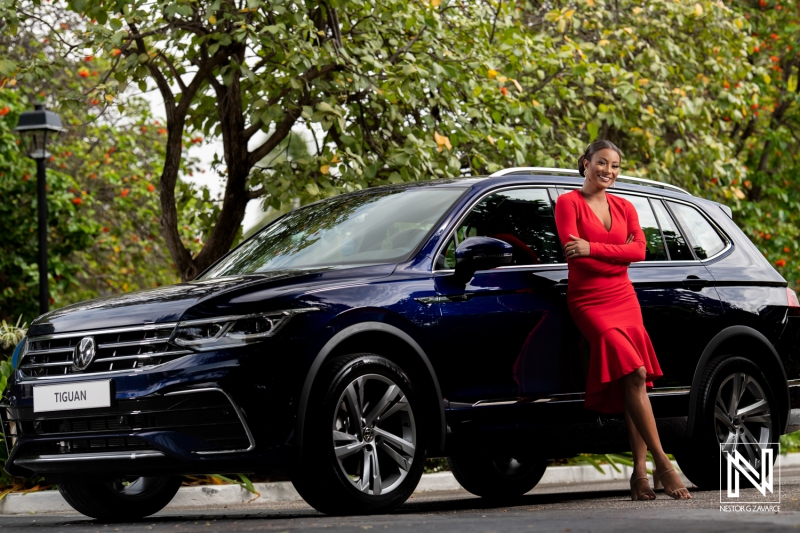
[685,325,789,438]
[295,322,446,457]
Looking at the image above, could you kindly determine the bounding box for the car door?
[611,192,725,398]
[432,187,583,412]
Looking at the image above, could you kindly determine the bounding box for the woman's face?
[584,148,620,190]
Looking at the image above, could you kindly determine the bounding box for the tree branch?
[248,186,268,199]
[176,53,226,117]
[387,29,425,64]
[156,51,187,92]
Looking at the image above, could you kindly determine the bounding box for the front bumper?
[2,388,255,477]
[2,346,299,478]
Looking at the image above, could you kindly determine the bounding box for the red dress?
[554,189,663,413]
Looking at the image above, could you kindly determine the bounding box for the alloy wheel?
[714,371,773,469]
[332,374,416,496]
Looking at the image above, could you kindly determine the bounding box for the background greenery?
[1,0,800,490]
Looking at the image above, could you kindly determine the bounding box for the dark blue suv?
[3,168,799,518]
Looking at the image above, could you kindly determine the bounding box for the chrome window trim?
[661,196,733,263]
[431,184,729,273]
[164,387,256,454]
[487,167,691,195]
[570,187,733,265]
[431,184,564,273]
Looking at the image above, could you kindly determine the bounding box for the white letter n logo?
[726,448,773,497]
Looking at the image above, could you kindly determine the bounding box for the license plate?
[33,381,111,413]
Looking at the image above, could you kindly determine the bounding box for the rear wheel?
[292,354,426,515]
[58,476,182,521]
[447,454,548,499]
[676,356,778,490]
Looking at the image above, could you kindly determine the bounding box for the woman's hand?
[564,234,591,258]
[564,234,635,258]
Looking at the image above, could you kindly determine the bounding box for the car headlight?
[171,308,319,351]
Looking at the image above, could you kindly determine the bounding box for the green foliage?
[2,0,567,278]
[423,458,449,474]
[0,316,26,351]
[781,430,800,454]
[0,5,212,322]
[0,0,788,281]
[0,90,97,322]
[0,0,798,283]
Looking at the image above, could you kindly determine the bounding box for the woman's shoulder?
[555,189,581,206]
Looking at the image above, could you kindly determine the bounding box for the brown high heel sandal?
[630,476,656,501]
[654,468,691,500]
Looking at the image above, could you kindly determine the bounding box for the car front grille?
[4,389,254,456]
[19,323,192,379]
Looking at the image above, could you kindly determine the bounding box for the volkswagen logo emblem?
[73,337,96,371]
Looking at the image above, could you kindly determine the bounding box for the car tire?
[447,454,548,499]
[58,476,183,520]
[675,356,779,490]
[292,353,426,515]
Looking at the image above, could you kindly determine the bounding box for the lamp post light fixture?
[14,104,64,316]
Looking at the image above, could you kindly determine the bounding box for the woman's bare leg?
[624,407,654,499]
[622,367,690,499]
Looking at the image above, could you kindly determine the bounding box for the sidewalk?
[3,454,797,515]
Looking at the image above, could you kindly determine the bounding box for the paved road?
[2,473,800,532]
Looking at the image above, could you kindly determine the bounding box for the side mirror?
[454,237,513,284]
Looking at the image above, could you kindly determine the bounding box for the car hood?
[28,264,397,336]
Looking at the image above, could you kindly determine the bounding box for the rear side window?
[613,194,668,261]
[668,202,726,259]
[651,200,695,261]
[436,188,562,269]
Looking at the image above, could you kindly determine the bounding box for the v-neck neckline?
[578,190,613,232]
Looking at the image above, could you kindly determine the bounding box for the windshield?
[202,187,466,278]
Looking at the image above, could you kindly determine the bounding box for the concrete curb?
[2,454,798,515]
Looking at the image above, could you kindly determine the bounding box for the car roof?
[312,168,730,216]
[355,167,690,195]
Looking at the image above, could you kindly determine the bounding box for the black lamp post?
[14,104,64,316]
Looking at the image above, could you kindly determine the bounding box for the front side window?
[436,188,562,269]
[668,201,727,259]
[612,194,668,261]
[203,187,466,278]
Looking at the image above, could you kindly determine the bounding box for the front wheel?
[292,354,426,515]
[58,476,182,520]
[675,356,779,490]
[447,454,548,499]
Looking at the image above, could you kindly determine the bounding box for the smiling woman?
[555,140,691,501]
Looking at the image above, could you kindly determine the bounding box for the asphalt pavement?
[2,471,799,532]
